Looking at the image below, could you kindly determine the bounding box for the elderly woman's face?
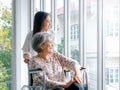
[42,15,51,31]
[41,37,54,53]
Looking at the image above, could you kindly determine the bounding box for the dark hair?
[33,11,49,36]
[31,32,51,53]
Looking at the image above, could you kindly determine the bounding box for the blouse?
[30,52,81,89]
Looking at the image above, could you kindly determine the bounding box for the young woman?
[22,11,52,63]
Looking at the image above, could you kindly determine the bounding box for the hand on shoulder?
[23,53,30,63]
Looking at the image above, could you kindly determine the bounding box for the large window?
[103,0,119,90]
[31,0,120,90]
[0,0,12,89]
[84,0,97,89]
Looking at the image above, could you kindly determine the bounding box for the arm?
[54,52,83,84]
[54,52,81,71]
[33,71,76,88]
[22,31,32,63]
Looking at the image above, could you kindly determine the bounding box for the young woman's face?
[42,15,51,32]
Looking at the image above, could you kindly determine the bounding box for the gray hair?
[31,32,51,53]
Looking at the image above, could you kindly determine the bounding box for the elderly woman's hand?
[74,68,83,84]
[60,77,75,88]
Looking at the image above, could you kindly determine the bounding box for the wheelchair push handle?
[80,67,86,70]
[29,68,43,74]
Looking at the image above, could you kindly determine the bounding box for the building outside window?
[71,24,79,40]
[106,68,119,84]
[33,0,119,90]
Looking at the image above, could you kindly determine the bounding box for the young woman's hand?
[23,54,30,63]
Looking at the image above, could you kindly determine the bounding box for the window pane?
[103,0,120,89]
[84,0,97,90]
[56,0,64,54]
[34,0,40,13]
[0,0,12,89]
[45,0,51,13]
[69,0,79,62]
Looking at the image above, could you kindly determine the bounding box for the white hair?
[31,32,51,53]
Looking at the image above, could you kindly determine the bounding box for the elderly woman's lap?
[53,87,64,90]
[53,82,84,90]
[65,82,84,90]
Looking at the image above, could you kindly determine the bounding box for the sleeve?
[54,52,81,71]
[22,31,32,55]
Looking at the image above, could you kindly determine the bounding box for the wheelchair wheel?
[21,85,33,90]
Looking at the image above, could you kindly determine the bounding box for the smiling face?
[40,37,54,54]
[41,15,51,32]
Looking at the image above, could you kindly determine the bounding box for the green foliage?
[71,49,79,61]
[58,43,64,54]
[0,5,12,48]
[58,43,79,62]
[0,49,11,90]
[0,1,12,69]
[0,61,9,82]
[0,86,7,90]
[0,49,11,70]
[1,7,12,28]
[0,61,9,90]
[0,1,12,89]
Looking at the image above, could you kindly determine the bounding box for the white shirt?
[22,31,37,57]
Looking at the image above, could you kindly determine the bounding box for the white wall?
[12,0,31,90]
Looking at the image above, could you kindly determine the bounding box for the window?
[71,24,79,40]
[103,0,119,90]
[32,0,120,90]
[106,68,119,84]
[105,22,119,37]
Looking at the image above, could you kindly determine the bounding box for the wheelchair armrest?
[80,67,86,70]
[65,67,86,73]
[29,68,43,74]
[28,68,44,86]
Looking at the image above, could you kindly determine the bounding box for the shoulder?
[29,56,40,69]
[30,56,35,62]
[52,51,63,58]
[30,56,38,62]
[30,56,41,65]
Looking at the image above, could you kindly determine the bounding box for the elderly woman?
[30,32,84,90]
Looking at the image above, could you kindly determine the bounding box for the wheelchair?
[21,67,88,90]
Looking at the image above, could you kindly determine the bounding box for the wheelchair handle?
[80,67,86,70]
